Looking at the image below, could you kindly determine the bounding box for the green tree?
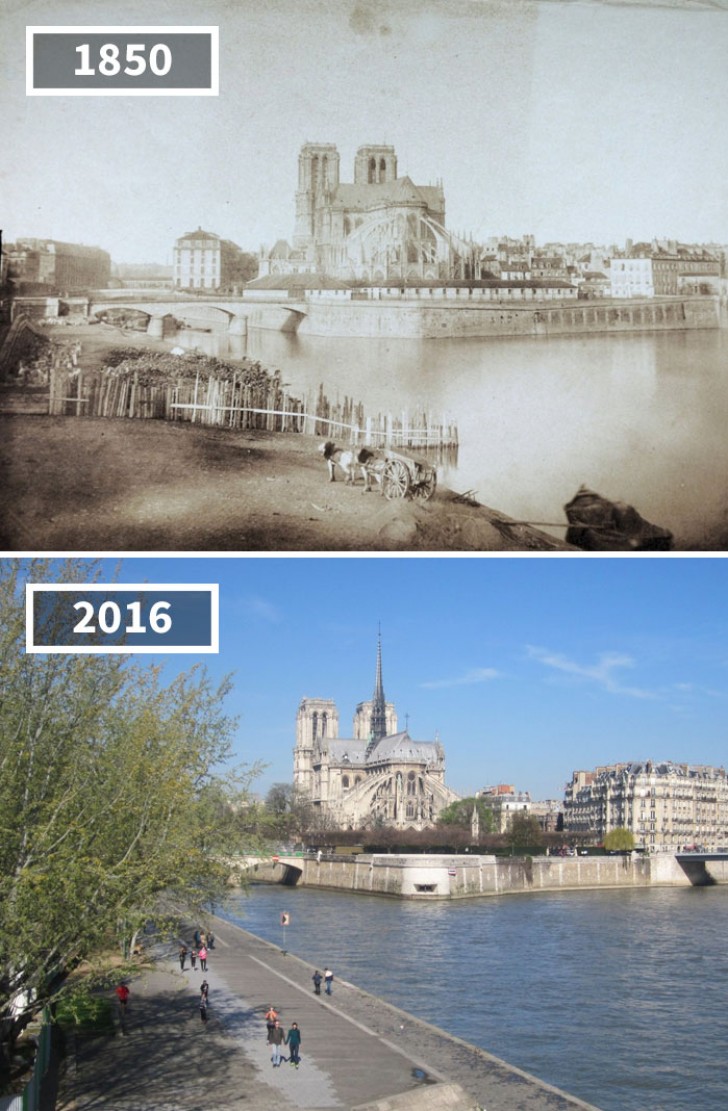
[506,812,546,855]
[437,797,494,834]
[264,782,315,841]
[603,827,636,852]
[0,560,254,1074]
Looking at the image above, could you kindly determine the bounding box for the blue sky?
[24,556,728,802]
[4,0,728,261]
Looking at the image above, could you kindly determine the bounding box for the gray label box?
[28,27,218,95]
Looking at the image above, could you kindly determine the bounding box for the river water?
[220,883,728,1111]
[172,323,728,548]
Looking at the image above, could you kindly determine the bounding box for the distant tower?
[370,632,388,742]
[294,142,340,251]
[354,144,397,185]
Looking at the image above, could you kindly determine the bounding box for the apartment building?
[563,761,728,852]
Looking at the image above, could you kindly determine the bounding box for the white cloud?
[526,645,657,699]
[421,667,500,690]
[243,596,283,623]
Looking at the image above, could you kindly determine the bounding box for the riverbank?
[0,415,573,551]
[56,915,601,1111]
[246,851,728,899]
[0,319,574,551]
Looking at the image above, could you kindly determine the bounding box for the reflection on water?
[171,324,728,547]
[221,883,728,1111]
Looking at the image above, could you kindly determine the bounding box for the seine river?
[174,323,728,548]
[220,884,728,1111]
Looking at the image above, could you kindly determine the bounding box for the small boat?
[564,485,673,551]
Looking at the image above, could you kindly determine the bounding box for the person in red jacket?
[115,983,130,1010]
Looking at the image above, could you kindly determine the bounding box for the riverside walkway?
[57,915,601,1111]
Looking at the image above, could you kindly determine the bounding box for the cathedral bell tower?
[294,697,339,796]
[354,144,397,185]
[293,142,340,252]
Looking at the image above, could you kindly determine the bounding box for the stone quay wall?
[293,296,719,340]
[242,851,728,900]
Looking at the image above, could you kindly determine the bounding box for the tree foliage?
[0,560,255,1071]
[506,812,546,854]
[603,827,636,852]
[436,797,494,834]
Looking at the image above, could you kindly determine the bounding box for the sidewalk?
[57,915,601,1111]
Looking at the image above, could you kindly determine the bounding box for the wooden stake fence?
[47,369,459,453]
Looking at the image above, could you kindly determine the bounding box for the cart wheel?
[382,459,410,499]
[412,470,437,501]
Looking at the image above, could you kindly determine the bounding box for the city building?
[259,141,478,282]
[563,761,728,852]
[111,262,173,289]
[2,238,110,292]
[609,241,720,297]
[173,228,252,291]
[293,637,459,830]
[476,784,531,833]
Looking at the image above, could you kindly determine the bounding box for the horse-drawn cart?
[365,447,438,501]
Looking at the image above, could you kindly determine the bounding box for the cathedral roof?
[326,731,442,768]
[268,238,294,258]
[331,177,443,213]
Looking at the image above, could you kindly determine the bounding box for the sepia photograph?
[2,0,728,552]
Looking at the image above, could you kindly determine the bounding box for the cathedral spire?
[370,626,388,743]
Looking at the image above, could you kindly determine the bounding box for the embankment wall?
[291,297,719,339]
[241,852,728,900]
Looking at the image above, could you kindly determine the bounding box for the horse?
[318,441,377,491]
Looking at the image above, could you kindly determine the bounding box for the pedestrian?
[265,1004,279,1042]
[324,966,334,995]
[286,1021,302,1068]
[200,980,209,1002]
[115,983,130,1010]
[312,970,322,995]
[199,995,208,1024]
[190,947,198,970]
[208,931,215,949]
[200,931,207,948]
[270,1019,286,1066]
[198,944,208,971]
[193,928,201,947]
[179,943,188,970]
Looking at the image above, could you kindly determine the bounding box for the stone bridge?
[86,294,308,337]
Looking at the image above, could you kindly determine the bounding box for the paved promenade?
[57,915,601,1111]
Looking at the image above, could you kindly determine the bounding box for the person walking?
[324,966,334,995]
[115,983,130,1011]
[312,969,322,995]
[179,943,188,970]
[199,995,208,1025]
[198,944,208,971]
[285,1022,302,1068]
[270,1019,286,1066]
[265,1004,279,1042]
[200,980,209,1003]
[190,947,198,970]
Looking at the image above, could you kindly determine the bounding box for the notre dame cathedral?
[260,141,475,281]
[294,637,459,831]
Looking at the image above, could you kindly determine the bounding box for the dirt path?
[0,415,570,552]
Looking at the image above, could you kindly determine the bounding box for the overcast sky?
[3,0,727,264]
[25,555,728,803]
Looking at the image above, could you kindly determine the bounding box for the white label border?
[26,583,220,653]
[26,26,219,96]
